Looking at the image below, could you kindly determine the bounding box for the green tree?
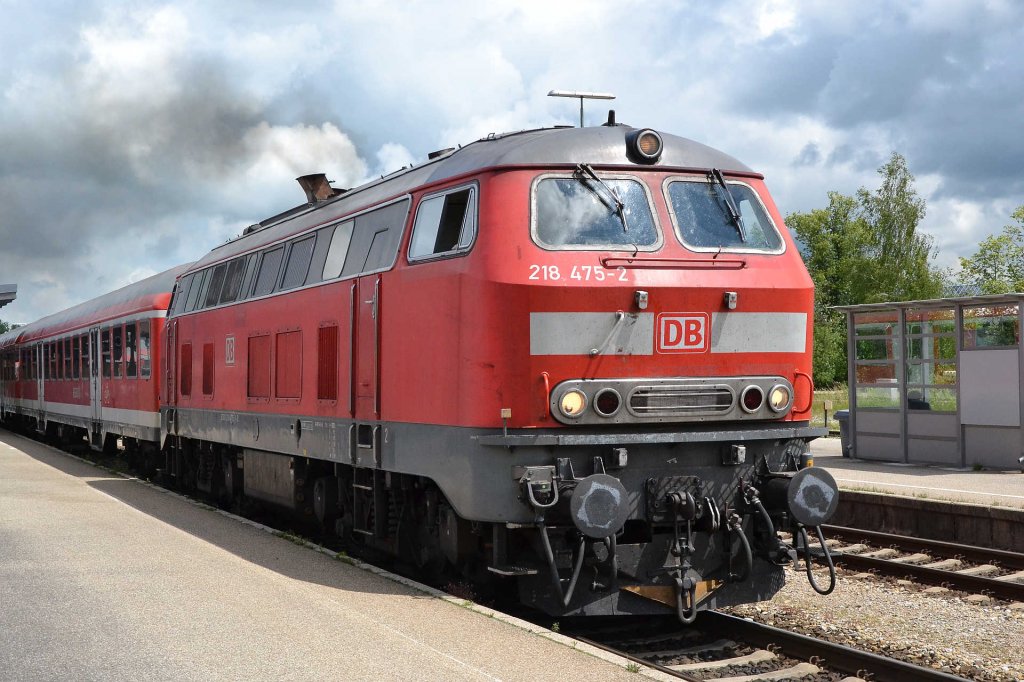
[0,319,12,335]
[957,206,1024,294]
[788,152,944,387]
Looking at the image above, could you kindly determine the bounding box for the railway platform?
[0,430,660,682]
[810,436,1024,511]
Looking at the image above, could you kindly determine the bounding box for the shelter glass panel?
[962,304,1019,349]
[853,311,899,338]
[856,386,901,409]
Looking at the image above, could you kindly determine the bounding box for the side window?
[204,263,228,308]
[112,326,123,378]
[72,336,80,379]
[43,344,49,380]
[280,235,316,290]
[253,247,285,297]
[341,199,410,277]
[125,322,137,378]
[322,221,354,280]
[172,274,194,316]
[218,258,247,304]
[185,270,206,312]
[64,338,72,379]
[139,320,151,378]
[409,187,476,260]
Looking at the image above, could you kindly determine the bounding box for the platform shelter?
[837,294,1023,469]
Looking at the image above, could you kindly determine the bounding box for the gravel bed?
[724,564,1024,681]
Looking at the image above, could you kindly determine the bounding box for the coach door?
[353,273,381,420]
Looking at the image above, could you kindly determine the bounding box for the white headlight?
[559,389,587,417]
[768,385,792,413]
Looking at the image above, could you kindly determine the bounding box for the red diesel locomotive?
[1,120,839,621]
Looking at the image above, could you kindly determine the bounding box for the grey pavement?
[810,436,1024,510]
[0,430,649,682]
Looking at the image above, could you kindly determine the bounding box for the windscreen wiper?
[709,168,746,242]
[574,163,629,232]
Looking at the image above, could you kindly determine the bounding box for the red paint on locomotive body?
[2,124,834,621]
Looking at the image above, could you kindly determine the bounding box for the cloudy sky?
[2,0,1021,323]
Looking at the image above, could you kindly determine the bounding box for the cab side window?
[408,186,476,261]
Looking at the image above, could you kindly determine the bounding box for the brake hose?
[797,524,836,595]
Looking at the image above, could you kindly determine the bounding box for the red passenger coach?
[161,122,840,621]
[1,266,188,452]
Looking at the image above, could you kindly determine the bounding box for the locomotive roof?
[12,264,192,343]
[189,125,757,271]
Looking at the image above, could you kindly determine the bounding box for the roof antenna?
[548,90,616,128]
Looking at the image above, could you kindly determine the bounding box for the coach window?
[218,258,246,305]
[322,221,354,280]
[112,326,124,378]
[204,263,228,308]
[72,336,80,379]
[532,175,660,250]
[139,320,151,378]
[64,338,72,379]
[101,329,111,378]
[664,177,784,254]
[253,246,285,297]
[184,270,206,312]
[280,235,316,290]
[82,334,90,378]
[126,322,138,377]
[409,186,476,261]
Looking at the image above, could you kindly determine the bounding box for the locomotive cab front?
[434,124,839,620]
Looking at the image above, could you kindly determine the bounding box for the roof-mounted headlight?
[626,129,663,164]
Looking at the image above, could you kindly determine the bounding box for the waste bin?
[835,409,851,457]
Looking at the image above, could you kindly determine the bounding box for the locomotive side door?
[353,273,381,419]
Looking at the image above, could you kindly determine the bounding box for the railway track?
[570,612,967,681]
[811,525,1024,602]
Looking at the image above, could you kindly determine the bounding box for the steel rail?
[824,525,1024,570]
[829,551,1024,601]
[700,611,968,682]
[572,634,701,681]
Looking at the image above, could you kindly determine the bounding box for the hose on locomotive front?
[796,524,837,595]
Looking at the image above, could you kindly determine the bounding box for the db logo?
[657,313,709,353]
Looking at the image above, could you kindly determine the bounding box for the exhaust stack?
[296,173,341,203]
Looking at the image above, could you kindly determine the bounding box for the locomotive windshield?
[533,176,659,249]
[666,179,783,253]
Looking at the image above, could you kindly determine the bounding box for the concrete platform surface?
[0,431,651,682]
[810,436,1024,510]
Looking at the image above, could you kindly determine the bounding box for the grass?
[810,384,849,432]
